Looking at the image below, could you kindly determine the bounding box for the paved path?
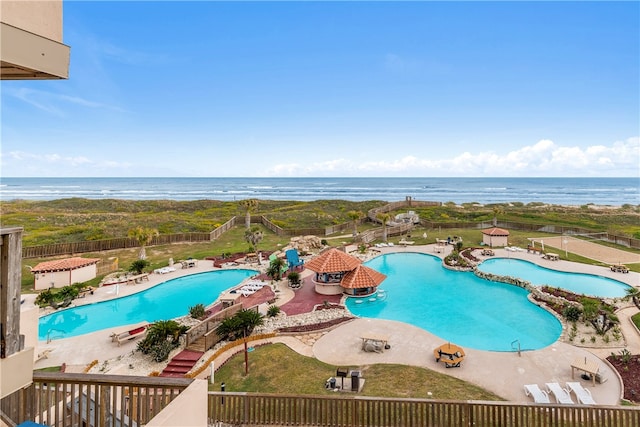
[31,244,640,405]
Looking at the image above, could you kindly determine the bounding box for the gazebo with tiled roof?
[340,264,387,296]
[306,247,380,296]
[31,257,101,290]
[481,227,510,248]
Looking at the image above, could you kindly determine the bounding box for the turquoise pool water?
[39,269,256,341]
[346,253,562,352]
[477,258,631,298]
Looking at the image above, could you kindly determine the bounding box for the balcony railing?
[1,372,192,427]
[207,392,640,427]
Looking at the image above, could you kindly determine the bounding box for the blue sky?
[2,1,639,178]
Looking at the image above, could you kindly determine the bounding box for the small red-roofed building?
[481,227,510,248]
[31,257,100,290]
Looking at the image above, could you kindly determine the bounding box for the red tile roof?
[340,265,387,289]
[305,248,361,273]
[482,227,510,236]
[31,257,100,273]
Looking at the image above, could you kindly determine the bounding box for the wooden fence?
[1,372,192,427]
[207,392,640,427]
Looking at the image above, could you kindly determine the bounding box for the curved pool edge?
[37,266,259,341]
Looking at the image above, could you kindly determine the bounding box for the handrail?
[46,328,66,343]
[511,339,521,357]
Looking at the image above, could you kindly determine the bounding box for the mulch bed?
[277,316,354,333]
[606,353,640,403]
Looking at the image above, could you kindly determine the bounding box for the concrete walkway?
[31,244,640,405]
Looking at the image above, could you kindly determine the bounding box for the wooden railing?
[1,372,192,427]
[185,304,243,350]
[207,392,640,427]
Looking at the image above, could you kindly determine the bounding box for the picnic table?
[610,264,629,273]
[361,334,390,353]
[571,357,600,386]
[434,343,466,368]
[543,253,559,261]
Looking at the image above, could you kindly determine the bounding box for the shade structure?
[340,264,387,289]
[305,248,361,273]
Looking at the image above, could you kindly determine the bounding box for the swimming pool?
[39,269,256,341]
[477,258,631,298]
[346,253,562,352]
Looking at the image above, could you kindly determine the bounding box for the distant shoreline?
[1,177,637,206]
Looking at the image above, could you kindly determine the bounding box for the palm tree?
[266,256,286,281]
[347,210,364,236]
[491,206,504,227]
[244,226,264,263]
[376,212,391,243]
[215,309,264,375]
[623,287,640,310]
[128,226,159,260]
[240,198,259,229]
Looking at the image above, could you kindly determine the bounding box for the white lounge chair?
[566,382,596,405]
[239,288,256,297]
[545,382,574,404]
[524,384,550,403]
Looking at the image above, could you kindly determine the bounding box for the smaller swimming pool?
[477,258,632,298]
[39,269,256,341]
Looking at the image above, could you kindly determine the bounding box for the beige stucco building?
[1,0,70,79]
[481,227,510,247]
[31,257,100,290]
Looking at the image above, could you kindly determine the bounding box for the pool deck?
[29,244,640,405]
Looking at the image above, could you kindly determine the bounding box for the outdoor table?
[361,334,390,352]
[571,357,599,386]
[545,253,559,261]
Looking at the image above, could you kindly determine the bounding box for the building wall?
[1,0,63,41]
[34,264,97,290]
[483,234,508,247]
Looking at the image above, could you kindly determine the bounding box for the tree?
[128,226,159,260]
[492,206,504,227]
[266,256,286,281]
[376,212,391,243]
[623,287,640,310]
[215,309,264,375]
[347,210,364,236]
[244,226,264,263]
[240,199,259,229]
[137,320,188,362]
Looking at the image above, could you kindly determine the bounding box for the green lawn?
[212,343,502,401]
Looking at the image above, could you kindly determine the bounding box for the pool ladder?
[47,328,66,343]
[511,339,521,357]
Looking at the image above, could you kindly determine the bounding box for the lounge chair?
[566,382,596,405]
[110,322,149,346]
[239,288,256,297]
[524,384,550,403]
[545,382,574,404]
[285,249,304,271]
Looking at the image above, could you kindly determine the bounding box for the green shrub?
[267,305,281,317]
[34,289,55,307]
[129,259,149,274]
[189,304,206,319]
[563,305,581,322]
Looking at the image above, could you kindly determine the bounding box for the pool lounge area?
[29,243,639,405]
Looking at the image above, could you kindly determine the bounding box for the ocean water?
[0,177,637,205]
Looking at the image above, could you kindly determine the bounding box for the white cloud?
[5,87,126,117]
[264,137,640,177]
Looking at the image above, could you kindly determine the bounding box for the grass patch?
[211,343,502,401]
[632,312,640,331]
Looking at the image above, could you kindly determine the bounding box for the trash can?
[350,370,360,392]
[329,377,336,389]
